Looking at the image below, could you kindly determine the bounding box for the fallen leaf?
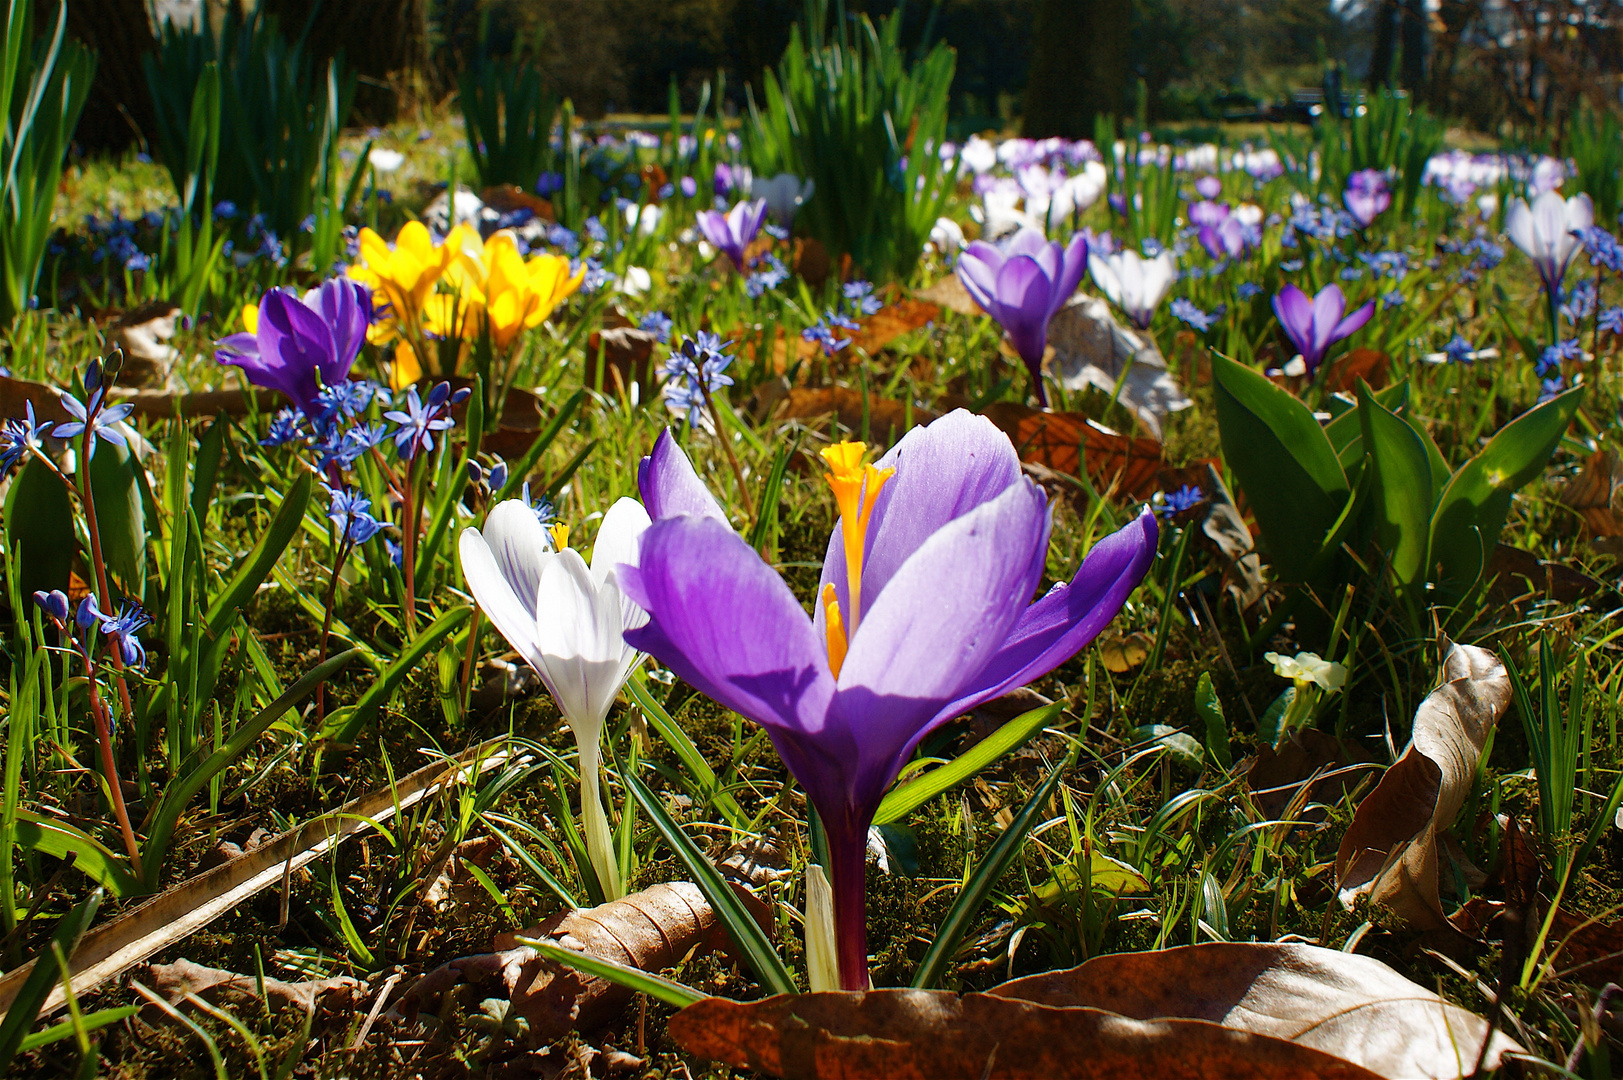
[669,990,1383,1079]
[796,237,831,291]
[110,301,184,387]
[772,387,938,442]
[914,275,981,316]
[992,941,1522,1079]
[143,958,362,1017]
[1159,462,1266,608]
[1049,295,1192,439]
[480,184,556,221]
[1561,450,1623,538]
[1485,543,1609,606]
[851,299,939,355]
[1336,643,1512,929]
[981,402,1163,501]
[587,325,660,398]
[1247,729,1374,820]
[1321,348,1390,393]
[1099,631,1152,672]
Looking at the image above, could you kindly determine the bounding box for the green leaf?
[18,1006,139,1054]
[88,439,148,598]
[12,813,137,896]
[874,699,1065,825]
[1257,687,1295,746]
[1211,353,1348,585]
[0,887,101,1071]
[321,606,471,744]
[624,771,797,996]
[3,454,75,605]
[1194,673,1232,772]
[517,937,706,1010]
[1130,725,1205,771]
[1357,382,1435,598]
[1430,385,1584,595]
[911,745,1076,989]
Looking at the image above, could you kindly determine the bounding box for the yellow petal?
[392,340,422,388]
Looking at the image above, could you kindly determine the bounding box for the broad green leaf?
[88,439,148,598]
[1130,725,1205,771]
[874,699,1065,826]
[1211,354,1348,584]
[3,454,74,605]
[1430,385,1584,595]
[1357,383,1434,597]
[1258,687,1295,746]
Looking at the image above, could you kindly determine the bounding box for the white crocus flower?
[368,147,405,172]
[459,497,652,901]
[1505,190,1593,295]
[751,172,815,226]
[1088,248,1176,330]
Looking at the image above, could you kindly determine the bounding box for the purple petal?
[993,255,1052,365]
[638,429,729,523]
[830,481,1050,817]
[1003,227,1050,260]
[1271,284,1313,354]
[1330,299,1376,342]
[934,509,1159,719]
[622,515,835,737]
[955,243,1003,311]
[1048,232,1090,317]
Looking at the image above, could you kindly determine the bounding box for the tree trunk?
[1021,0,1130,139]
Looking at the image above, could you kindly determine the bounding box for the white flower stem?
[805,863,840,993]
[576,735,624,902]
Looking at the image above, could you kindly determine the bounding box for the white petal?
[480,500,554,622]
[591,497,652,583]
[459,525,546,673]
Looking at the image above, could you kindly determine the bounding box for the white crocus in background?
[459,497,652,901]
[751,172,815,226]
[1505,189,1593,299]
[1089,247,1176,330]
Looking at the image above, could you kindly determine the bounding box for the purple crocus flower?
[1343,169,1392,228]
[622,413,1158,990]
[954,227,1089,407]
[1198,216,1249,260]
[1189,200,1229,228]
[1271,283,1375,375]
[1194,175,1222,200]
[215,277,372,416]
[696,199,767,271]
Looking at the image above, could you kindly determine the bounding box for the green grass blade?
[0,887,102,1070]
[624,771,797,995]
[517,937,707,1009]
[911,746,1075,989]
[874,699,1064,826]
[625,670,747,828]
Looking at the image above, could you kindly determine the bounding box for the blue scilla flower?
[261,408,306,448]
[1444,334,1475,364]
[639,311,673,343]
[0,400,56,471]
[55,383,133,460]
[1599,307,1623,335]
[1170,297,1215,332]
[1157,484,1204,518]
[661,332,735,428]
[384,382,466,459]
[323,483,385,544]
[32,589,69,622]
[843,280,882,316]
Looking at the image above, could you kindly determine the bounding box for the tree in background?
[1021,0,1130,137]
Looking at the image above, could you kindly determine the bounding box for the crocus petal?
[1505,199,1536,259]
[831,481,1050,817]
[460,521,547,674]
[1308,284,1347,355]
[993,256,1051,365]
[638,429,729,523]
[934,509,1159,719]
[1331,299,1376,341]
[623,515,835,737]
[1003,226,1050,261]
[1049,232,1090,317]
[591,496,652,581]
[955,243,1004,311]
[1088,252,1124,308]
[476,500,554,622]
[531,549,625,732]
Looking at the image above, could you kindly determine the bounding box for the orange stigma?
[821,583,847,678]
[819,441,893,643]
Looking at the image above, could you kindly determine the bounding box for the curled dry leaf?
[1048,295,1192,439]
[1321,347,1391,393]
[914,274,982,317]
[143,958,363,1018]
[993,941,1521,1080]
[1561,449,1623,540]
[1336,643,1511,929]
[668,990,1384,1080]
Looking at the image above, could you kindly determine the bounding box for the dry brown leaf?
[1485,543,1609,605]
[980,402,1163,501]
[914,274,981,316]
[1048,295,1192,439]
[1336,643,1511,929]
[1247,729,1374,821]
[110,301,184,387]
[1561,450,1623,538]
[772,387,938,442]
[586,325,660,398]
[143,958,362,1017]
[669,990,1384,1080]
[850,299,940,354]
[992,941,1522,1079]
[1321,348,1391,393]
[1099,631,1152,673]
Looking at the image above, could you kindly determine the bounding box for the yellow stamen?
[548,523,570,551]
[821,583,847,678]
[819,441,894,636]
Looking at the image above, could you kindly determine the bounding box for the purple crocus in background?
[955,227,1088,407]
[1199,216,1250,260]
[623,414,1158,990]
[215,277,371,416]
[1271,282,1375,375]
[696,199,767,271]
[1194,175,1222,200]
[1343,169,1392,228]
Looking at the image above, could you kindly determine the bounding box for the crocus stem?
[402,457,418,634]
[576,734,624,901]
[460,607,482,712]
[827,821,871,991]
